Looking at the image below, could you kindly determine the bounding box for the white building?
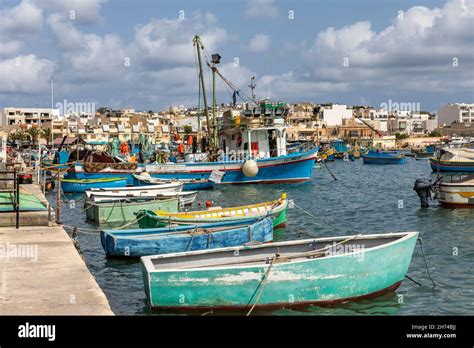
[2,107,60,127]
[321,104,352,126]
[438,103,474,126]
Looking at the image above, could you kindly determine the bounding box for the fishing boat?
[132,173,214,191]
[430,147,474,172]
[61,177,128,193]
[141,231,418,311]
[362,150,407,165]
[437,174,474,207]
[101,217,273,258]
[136,193,288,228]
[86,190,197,206]
[413,144,437,160]
[85,197,179,224]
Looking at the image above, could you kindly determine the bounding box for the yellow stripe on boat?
[154,193,287,219]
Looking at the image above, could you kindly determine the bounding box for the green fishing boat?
[141,232,418,311]
[136,194,287,228]
[85,197,179,224]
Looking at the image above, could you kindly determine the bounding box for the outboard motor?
[413,177,443,208]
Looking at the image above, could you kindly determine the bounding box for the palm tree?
[26,127,41,146]
[41,128,52,146]
[7,130,26,143]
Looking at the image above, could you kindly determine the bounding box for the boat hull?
[141,232,418,310]
[85,197,179,224]
[61,178,128,193]
[68,149,318,184]
[438,184,474,207]
[136,200,287,229]
[101,218,273,257]
[430,159,474,172]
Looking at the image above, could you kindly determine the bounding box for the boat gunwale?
[141,231,418,273]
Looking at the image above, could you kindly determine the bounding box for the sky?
[0,0,473,113]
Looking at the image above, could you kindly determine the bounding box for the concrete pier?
[0,183,53,227]
[0,225,113,315]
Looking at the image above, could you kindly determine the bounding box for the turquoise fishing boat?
[85,197,179,224]
[141,231,418,311]
[61,177,128,193]
[136,193,288,228]
[101,217,272,257]
[362,150,407,164]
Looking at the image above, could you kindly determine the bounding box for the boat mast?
[210,53,221,147]
[193,35,211,144]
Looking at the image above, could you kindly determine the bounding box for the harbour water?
[48,158,474,315]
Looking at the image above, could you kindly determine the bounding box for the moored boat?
[61,177,128,193]
[85,197,179,224]
[136,193,288,228]
[437,174,474,207]
[430,147,474,172]
[132,173,214,191]
[86,190,197,206]
[141,231,418,311]
[101,217,273,257]
[362,150,407,165]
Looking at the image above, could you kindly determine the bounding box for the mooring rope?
[246,254,278,316]
[292,203,324,228]
[418,237,436,288]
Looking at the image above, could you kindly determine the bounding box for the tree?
[41,128,53,145]
[97,106,110,114]
[7,130,26,143]
[429,130,442,137]
[148,110,154,115]
[26,127,41,146]
[395,132,409,140]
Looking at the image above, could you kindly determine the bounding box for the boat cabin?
[219,101,289,160]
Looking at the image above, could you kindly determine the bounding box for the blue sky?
[1,0,473,113]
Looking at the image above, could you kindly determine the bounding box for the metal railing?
[0,169,20,229]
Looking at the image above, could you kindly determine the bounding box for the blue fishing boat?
[362,150,407,164]
[61,177,128,193]
[132,174,214,190]
[101,218,272,257]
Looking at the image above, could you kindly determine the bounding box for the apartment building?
[438,103,474,126]
[2,107,60,127]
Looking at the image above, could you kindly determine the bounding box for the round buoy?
[242,160,258,177]
[205,200,213,208]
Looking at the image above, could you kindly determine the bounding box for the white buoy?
[242,160,259,177]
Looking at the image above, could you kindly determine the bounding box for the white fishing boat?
[87,190,198,206]
[438,174,474,207]
[88,182,183,194]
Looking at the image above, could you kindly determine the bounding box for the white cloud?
[36,0,103,24]
[258,71,349,100]
[303,0,474,91]
[0,55,54,94]
[0,0,43,57]
[246,34,271,52]
[245,0,278,18]
[133,12,232,68]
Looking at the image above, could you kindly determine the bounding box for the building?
[317,104,353,126]
[438,103,474,126]
[2,107,60,127]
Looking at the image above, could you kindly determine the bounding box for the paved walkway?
[0,225,113,315]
